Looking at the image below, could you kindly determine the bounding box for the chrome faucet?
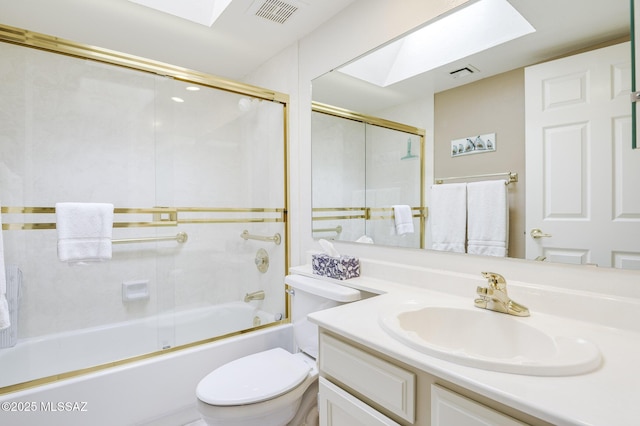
[474,272,529,317]
[244,290,265,303]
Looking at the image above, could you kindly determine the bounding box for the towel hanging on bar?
[56,202,114,263]
[466,180,509,257]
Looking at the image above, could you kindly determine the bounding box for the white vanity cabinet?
[318,378,401,425]
[318,333,414,425]
[431,384,528,426]
[318,331,549,426]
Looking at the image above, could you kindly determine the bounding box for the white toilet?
[196,274,362,426]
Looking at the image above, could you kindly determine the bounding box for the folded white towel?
[56,202,114,263]
[467,180,509,257]
[0,205,9,330]
[392,205,414,235]
[430,183,467,253]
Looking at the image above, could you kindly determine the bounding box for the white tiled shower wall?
[0,42,287,340]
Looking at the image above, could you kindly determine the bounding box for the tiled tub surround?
[293,257,640,426]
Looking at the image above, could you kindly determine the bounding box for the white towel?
[56,202,114,263]
[0,205,9,330]
[430,183,467,253]
[467,180,509,257]
[392,205,414,235]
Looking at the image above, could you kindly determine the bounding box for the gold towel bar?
[435,171,518,185]
[112,232,188,245]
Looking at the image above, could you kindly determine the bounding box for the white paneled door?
[525,42,640,269]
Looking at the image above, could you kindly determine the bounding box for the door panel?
[526,42,640,268]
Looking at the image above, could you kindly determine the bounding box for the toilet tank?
[284,275,361,359]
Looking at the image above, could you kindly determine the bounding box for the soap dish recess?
[122,280,150,302]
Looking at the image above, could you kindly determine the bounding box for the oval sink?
[379,304,601,376]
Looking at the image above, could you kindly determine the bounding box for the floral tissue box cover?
[311,254,360,280]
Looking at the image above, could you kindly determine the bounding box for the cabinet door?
[431,385,529,426]
[319,333,415,422]
[319,377,401,426]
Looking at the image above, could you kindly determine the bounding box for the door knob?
[530,228,552,239]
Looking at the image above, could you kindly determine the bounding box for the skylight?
[129,0,233,27]
[338,0,535,87]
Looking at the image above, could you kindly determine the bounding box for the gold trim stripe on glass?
[368,207,428,221]
[313,215,368,221]
[313,207,427,221]
[1,206,286,230]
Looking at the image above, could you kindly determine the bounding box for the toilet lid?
[196,347,311,406]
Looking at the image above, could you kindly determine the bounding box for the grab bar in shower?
[240,230,281,245]
[112,231,188,245]
[312,225,343,235]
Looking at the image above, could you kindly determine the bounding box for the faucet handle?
[481,272,507,290]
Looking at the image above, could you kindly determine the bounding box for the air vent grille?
[449,65,479,79]
[253,0,298,24]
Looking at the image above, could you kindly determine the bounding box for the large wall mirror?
[312,0,640,270]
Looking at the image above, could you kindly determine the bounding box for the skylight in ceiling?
[129,0,233,27]
[338,0,535,87]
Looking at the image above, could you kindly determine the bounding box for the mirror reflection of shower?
[311,105,425,248]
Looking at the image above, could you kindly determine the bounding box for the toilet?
[196,274,362,426]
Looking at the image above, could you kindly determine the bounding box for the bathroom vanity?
[294,262,640,426]
[317,331,546,425]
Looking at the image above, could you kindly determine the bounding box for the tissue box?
[312,254,360,280]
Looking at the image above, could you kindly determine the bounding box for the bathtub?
[0,321,293,426]
[0,301,277,389]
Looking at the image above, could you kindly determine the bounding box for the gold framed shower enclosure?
[0,23,290,394]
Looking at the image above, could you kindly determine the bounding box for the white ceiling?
[0,0,631,105]
[0,0,356,80]
[312,0,632,114]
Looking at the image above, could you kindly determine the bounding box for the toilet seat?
[197,348,311,406]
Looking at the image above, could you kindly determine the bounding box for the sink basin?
[379,303,601,376]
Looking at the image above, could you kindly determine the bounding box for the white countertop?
[294,266,640,426]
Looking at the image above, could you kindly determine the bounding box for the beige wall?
[434,68,526,258]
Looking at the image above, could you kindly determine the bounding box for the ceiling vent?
[449,65,479,79]
[248,0,300,24]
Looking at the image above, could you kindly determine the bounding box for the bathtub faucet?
[244,290,265,302]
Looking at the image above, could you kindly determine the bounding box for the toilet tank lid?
[285,275,361,302]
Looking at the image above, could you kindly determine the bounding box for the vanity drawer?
[319,333,416,423]
[319,377,401,426]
